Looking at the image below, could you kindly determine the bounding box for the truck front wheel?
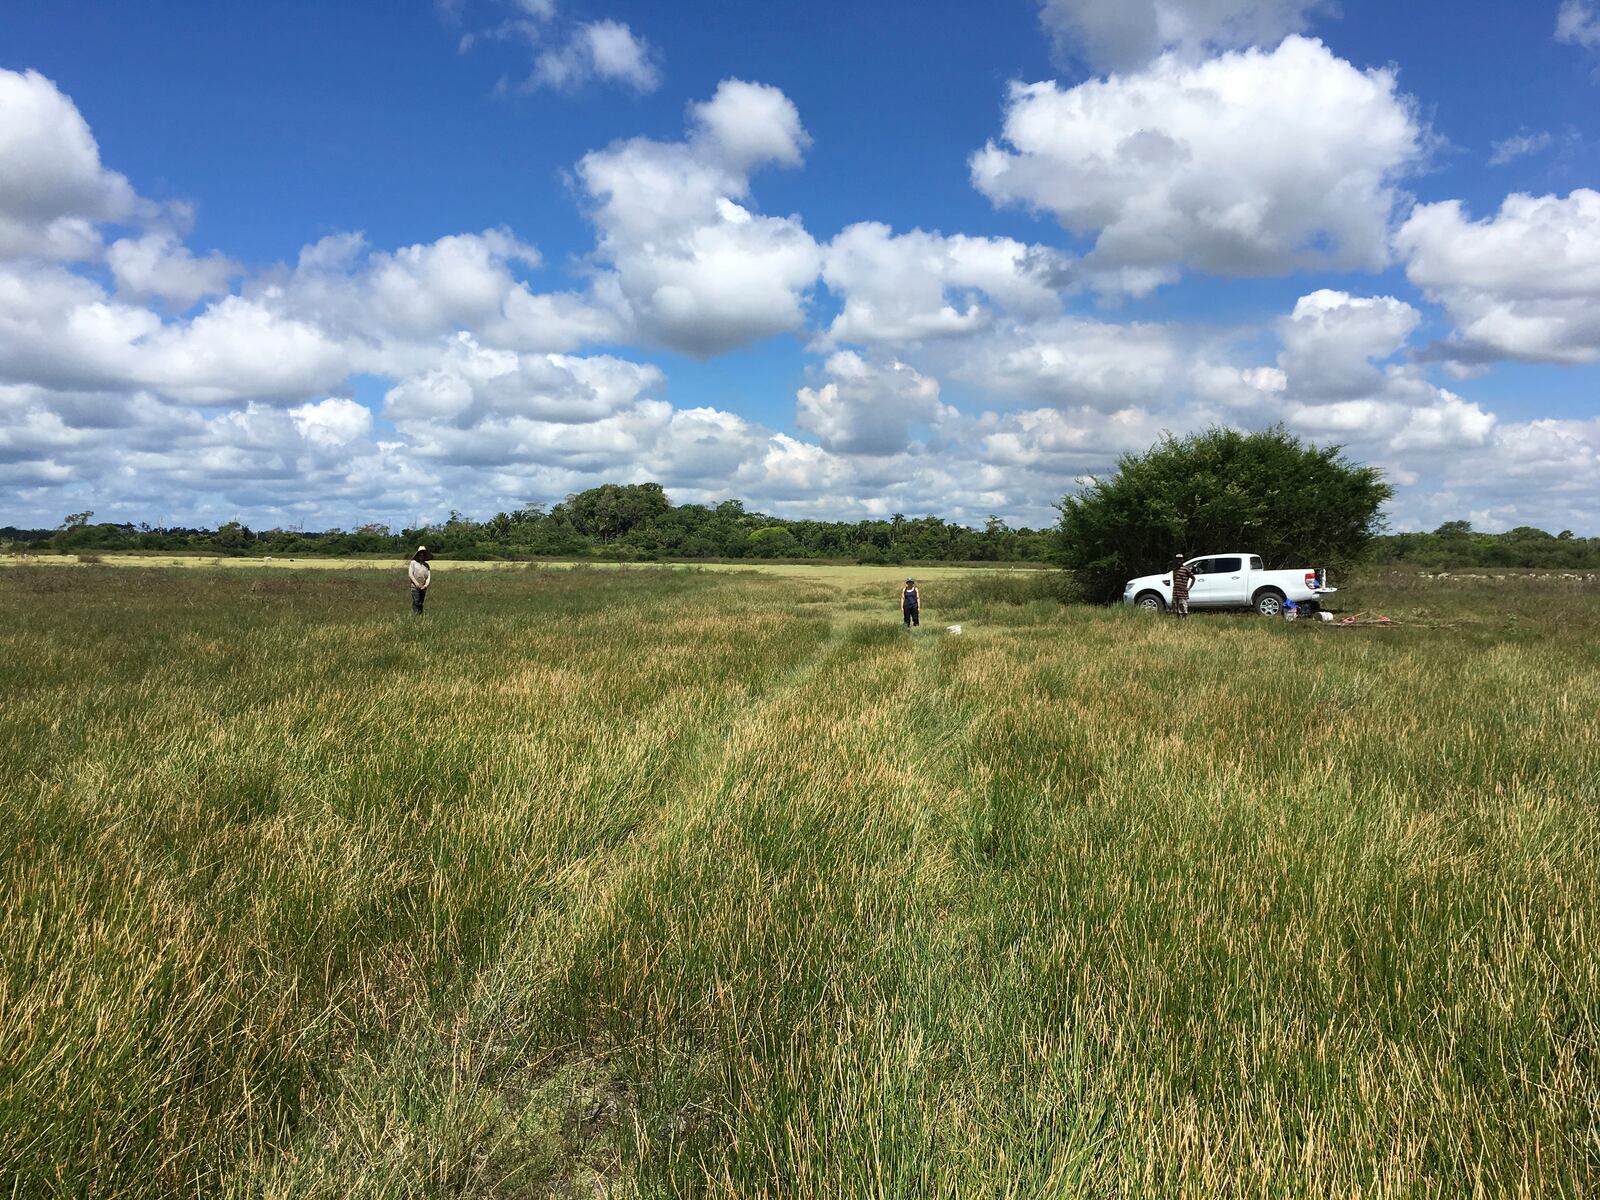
[1135,591,1167,613]
[1253,588,1286,617]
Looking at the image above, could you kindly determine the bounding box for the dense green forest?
[4,485,1597,569]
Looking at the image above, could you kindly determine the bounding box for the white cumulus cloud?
[820,223,1065,346]
[796,352,949,455]
[577,79,821,356]
[0,262,347,403]
[1276,289,1421,400]
[533,19,660,93]
[456,2,662,95]
[0,68,149,260]
[290,397,373,448]
[108,232,238,308]
[1396,189,1600,365]
[951,316,1180,410]
[272,229,621,367]
[136,294,351,404]
[971,37,1425,289]
[382,333,662,427]
[975,403,1164,473]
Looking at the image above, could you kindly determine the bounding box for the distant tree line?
[1,486,1055,564]
[6,482,1596,572]
[1366,521,1600,570]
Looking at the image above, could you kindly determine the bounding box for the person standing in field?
[408,546,432,615]
[1170,554,1195,618]
[901,578,921,627]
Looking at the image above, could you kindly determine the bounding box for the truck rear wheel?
[1253,588,1285,617]
[1135,591,1167,613]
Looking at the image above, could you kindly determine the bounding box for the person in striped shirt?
[1170,554,1195,618]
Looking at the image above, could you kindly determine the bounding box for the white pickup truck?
[1122,553,1337,616]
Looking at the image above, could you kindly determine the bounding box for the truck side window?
[1214,556,1243,572]
[1250,556,1263,571]
[1191,558,1214,574]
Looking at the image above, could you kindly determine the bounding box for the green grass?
[2,564,1597,1198]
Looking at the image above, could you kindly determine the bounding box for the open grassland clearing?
[0,553,1046,590]
[2,564,1597,1198]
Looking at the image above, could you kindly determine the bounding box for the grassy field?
[0,553,1046,588]
[2,563,1596,1198]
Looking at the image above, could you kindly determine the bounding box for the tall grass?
[1,564,1596,1197]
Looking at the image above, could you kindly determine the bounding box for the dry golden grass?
[0,553,1039,591]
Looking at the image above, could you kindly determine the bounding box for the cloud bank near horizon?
[1,46,1598,535]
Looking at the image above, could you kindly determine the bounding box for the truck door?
[1190,556,1247,606]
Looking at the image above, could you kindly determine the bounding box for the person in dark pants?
[1170,554,1195,618]
[408,546,432,614]
[901,578,920,627]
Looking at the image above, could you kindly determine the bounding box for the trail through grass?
[2,564,1596,1197]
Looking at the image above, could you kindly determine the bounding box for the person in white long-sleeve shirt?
[408,546,432,615]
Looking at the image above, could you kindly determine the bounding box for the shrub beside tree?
[1057,427,1394,602]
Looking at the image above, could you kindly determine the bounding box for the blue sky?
[2,0,1598,532]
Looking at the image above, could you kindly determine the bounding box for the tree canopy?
[4,484,1054,563]
[1057,427,1394,601]
[549,483,670,542]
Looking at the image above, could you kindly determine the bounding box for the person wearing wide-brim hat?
[901,577,921,628]
[408,546,433,615]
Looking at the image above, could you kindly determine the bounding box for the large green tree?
[551,482,671,542]
[1057,427,1393,601]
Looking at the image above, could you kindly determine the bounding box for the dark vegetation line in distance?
[6,485,1600,571]
[6,483,1054,566]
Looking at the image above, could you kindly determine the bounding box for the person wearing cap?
[901,577,921,627]
[408,546,433,615]
[1170,554,1195,618]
